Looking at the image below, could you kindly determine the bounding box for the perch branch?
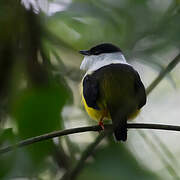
[1,123,180,155]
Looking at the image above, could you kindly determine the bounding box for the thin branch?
[144,52,180,177]
[138,131,179,178]
[0,125,103,155]
[146,52,180,95]
[61,131,110,180]
[151,132,180,169]
[2,123,180,155]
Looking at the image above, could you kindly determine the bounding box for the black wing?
[134,71,146,109]
[83,74,100,110]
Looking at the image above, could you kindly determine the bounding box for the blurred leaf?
[0,128,14,145]
[0,151,16,179]
[47,0,180,65]
[78,143,159,180]
[47,3,125,49]
[11,81,69,165]
[0,128,16,179]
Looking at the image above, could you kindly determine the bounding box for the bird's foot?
[98,121,105,130]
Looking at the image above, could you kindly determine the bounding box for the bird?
[79,43,146,141]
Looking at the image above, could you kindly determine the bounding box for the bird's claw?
[98,121,105,130]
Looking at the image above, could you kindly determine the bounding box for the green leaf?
[0,128,16,178]
[11,82,69,165]
[0,128,14,145]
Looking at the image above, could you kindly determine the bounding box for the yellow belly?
[81,83,140,122]
[82,94,110,121]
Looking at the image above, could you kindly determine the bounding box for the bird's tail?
[113,118,127,141]
[111,111,128,141]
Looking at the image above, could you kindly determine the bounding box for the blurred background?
[0,0,180,179]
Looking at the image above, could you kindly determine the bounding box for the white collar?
[80,52,130,74]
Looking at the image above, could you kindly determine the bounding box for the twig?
[151,132,180,168]
[61,131,110,180]
[2,123,180,155]
[138,131,180,178]
[144,52,180,177]
[146,52,180,95]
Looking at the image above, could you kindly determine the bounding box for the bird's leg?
[98,116,105,130]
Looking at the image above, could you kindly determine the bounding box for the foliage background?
[0,0,180,179]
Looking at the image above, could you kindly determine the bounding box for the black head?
[79,43,121,56]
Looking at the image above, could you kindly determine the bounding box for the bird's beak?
[79,50,90,56]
